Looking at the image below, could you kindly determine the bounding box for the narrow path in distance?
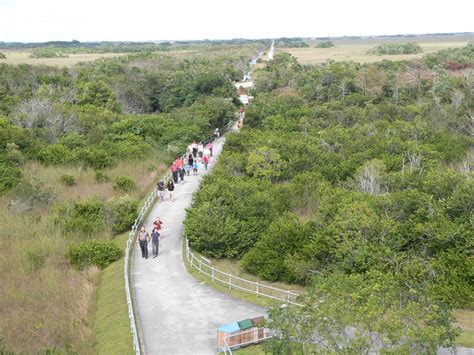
[132,131,266,354]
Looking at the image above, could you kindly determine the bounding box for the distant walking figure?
[202,155,209,170]
[206,142,213,157]
[167,180,175,202]
[156,180,165,201]
[138,226,149,259]
[193,161,199,176]
[192,141,198,158]
[151,228,160,258]
[153,217,163,232]
[187,153,194,167]
[171,162,179,184]
[185,163,191,176]
[214,128,220,139]
[179,165,185,184]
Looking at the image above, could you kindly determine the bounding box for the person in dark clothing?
[156,180,165,201]
[167,180,175,202]
[151,228,160,258]
[188,153,194,166]
[178,165,185,184]
[171,162,179,184]
[137,226,149,259]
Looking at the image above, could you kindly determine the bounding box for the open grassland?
[284,36,472,64]
[92,232,134,355]
[0,50,127,67]
[0,154,166,352]
[0,44,264,67]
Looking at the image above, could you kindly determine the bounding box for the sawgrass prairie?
[282,35,473,64]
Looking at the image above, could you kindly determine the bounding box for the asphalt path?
[132,133,266,354]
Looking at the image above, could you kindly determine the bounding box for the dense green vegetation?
[275,38,309,48]
[0,52,6,59]
[185,45,473,347]
[369,42,423,55]
[0,44,260,352]
[315,40,335,48]
[29,48,68,58]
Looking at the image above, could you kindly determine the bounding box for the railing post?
[211,267,215,282]
[287,290,290,302]
[199,260,202,274]
[256,281,259,297]
[229,275,232,290]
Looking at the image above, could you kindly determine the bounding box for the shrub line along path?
[132,128,266,354]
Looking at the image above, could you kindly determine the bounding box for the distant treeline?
[0,39,270,52]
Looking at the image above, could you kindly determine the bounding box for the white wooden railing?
[185,238,303,306]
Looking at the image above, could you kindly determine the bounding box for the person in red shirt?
[153,217,163,232]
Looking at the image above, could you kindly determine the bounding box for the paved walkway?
[132,133,266,354]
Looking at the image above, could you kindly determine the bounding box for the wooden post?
[211,267,215,282]
[229,275,232,290]
[256,282,259,297]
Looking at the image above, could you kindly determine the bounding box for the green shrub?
[0,163,22,193]
[38,144,76,166]
[369,42,422,55]
[315,41,335,48]
[107,197,138,234]
[65,240,122,270]
[30,48,68,58]
[0,52,6,59]
[95,170,110,183]
[60,174,76,186]
[77,147,116,170]
[57,199,105,234]
[113,175,136,192]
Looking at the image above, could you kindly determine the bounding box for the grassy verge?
[182,240,287,309]
[92,233,133,355]
[92,159,168,354]
[454,309,474,348]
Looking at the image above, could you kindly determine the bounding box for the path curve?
[132,132,266,354]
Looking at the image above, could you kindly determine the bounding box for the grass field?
[92,232,134,355]
[0,50,127,66]
[282,35,473,64]
[0,153,167,352]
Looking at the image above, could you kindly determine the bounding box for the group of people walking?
[138,217,163,259]
[138,134,222,259]
[155,139,215,203]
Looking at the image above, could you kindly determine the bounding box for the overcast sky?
[0,0,473,42]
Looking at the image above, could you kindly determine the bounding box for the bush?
[315,41,335,48]
[27,250,45,271]
[77,147,116,170]
[369,42,422,55]
[0,52,6,59]
[57,199,105,234]
[107,197,138,234]
[65,240,122,269]
[60,174,76,186]
[0,163,22,193]
[113,175,136,192]
[95,170,110,183]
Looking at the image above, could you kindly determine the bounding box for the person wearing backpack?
[137,226,150,259]
[151,228,160,258]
